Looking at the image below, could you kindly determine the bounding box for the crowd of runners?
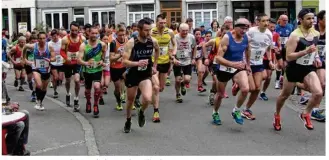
[2,8,326,133]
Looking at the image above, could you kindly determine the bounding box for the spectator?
[186,18,194,34]
[209,20,220,38]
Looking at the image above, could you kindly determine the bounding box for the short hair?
[269,18,277,24]
[205,31,212,36]
[143,17,154,24]
[186,18,193,23]
[50,29,58,36]
[193,28,201,34]
[18,36,26,42]
[224,16,233,23]
[70,21,80,29]
[37,31,47,38]
[256,13,268,21]
[94,22,100,27]
[116,24,126,33]
[137,18,152,30]
[100,33,107,40]
[17,33,24,37]
[179,23,189,31]
[317,10,326,20]
[131,23,137,28]
[90,27,99,32]
[31,34,38,40]
[156,14,166,22]
[84,23,92,30]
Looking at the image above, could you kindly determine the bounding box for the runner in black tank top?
[122,18,160,133]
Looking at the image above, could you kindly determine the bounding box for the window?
[43,10,69,30]
[89,8,115,26]
[128,4,155,25]
[74,8,85,26]
[187,3,217,29]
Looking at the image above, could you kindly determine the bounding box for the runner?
[194,28,207,92]
[150,14,177,122]
[172,23,196,103]
[8,36,26,91]
[22,31,56,111]
[260,18,281,101]
[109,24,129,110]
[242,13,273,120]
[275,14,294,89]
[60,21,86,111]
[213,18,251,125]
[98,34,111,105]
[122,18,160,133]
[23,34,38,102]
[273,9,322,131]
[78,27,107,117]
[49,29,63,98]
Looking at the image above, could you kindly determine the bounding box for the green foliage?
[35,22,50,32]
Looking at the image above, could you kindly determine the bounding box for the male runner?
[242,14,273,120]
[275,14,294,89]
[213,18,251,125]
[259,18,281,101]
[23,35,38,102]
[8,36,26,91]
[122,18,160,133]
[78,27,107,117]
[22,32,56,111]
[172,23,196,103]
[150,14,177,122]
[60,21,86,111]
[49,29,63,98]
[110,24,129,111]
[273,9,322,131]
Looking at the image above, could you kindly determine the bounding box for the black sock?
[136,89,141,100]
[36,88,42,101]
[28,81,33,90]
[114,91,121,105]
[210,88,216,93]
[281,70,285,76]
[154,108,159,113]
[276,70,281,81]
[181,81,185,87]
[127,117,131,122]
[20,78,24,86]
[40,90,47,103]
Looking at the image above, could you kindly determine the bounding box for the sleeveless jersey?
[66,35,83,65]
[128,37,153,77]
[33,42,51,73]
[110,38,127,69]
[103,43,110,71]
[219,32,248,73]
[49,40,63,66]
[288,28,320,66]
[83,41,103,73]
[14,45,23,63]
[195,38,204,59]
[209,37,221,64]
[317,32,325,62]
[151,27,171,64]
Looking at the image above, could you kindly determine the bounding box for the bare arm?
[152,37,160,67]
[77,43,88,66]
[215,34,234,67]
[22,44,34,65]
[7,47,16,63]
[245,37,251,66]
[109,42,122,61]
[286,33,309,61]
[169,30,177,57]
[60,36,68,60]
[122,39,138,68]
[48,45,56,62]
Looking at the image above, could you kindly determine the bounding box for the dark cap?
[298,9,313,19]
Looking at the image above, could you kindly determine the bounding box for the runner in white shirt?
[242,13,274,120]
[99,33,111,105]
[49,29,63,98]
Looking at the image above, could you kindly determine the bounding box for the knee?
[313,90,323,99]
[142,95,152,104]
[184,78,190,84]
[153,84,160,93]
[254,84,261,92]
[240,86,249,95]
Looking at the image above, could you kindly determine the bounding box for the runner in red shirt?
[8,36,26,91]
[60,21,86,111]
[259,18,281,101]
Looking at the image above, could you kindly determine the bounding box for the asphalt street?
[4,70,325,156]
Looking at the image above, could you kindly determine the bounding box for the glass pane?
[135,14,141,22]
[212,11,217,20]
[188,12,192,19]
[177,12,181,17]
[203,3,216,9]
[142,4,154,11]
[233,2,250,8]
[162,1,180,8]
[143,13,149,18]
[109,12,115,25]
[129,13,133,25]
[171,12,175,17]
[92,12,98,25]
[176,17,181,23]
[129,5,142,12]
[74,8,84,15]
[53,13,60,29]
[171,18,175,23]
[76,17,84,26]
[203,12,211,28]
[151,13,154,20]
[62,13,68,30]
[195,12,202,28]
[45,13,52,28]
[101,12,108,25]
[188,4,202,10]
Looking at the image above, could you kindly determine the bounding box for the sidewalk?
[4,85,88,155]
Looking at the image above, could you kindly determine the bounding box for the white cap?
[224,16,233,22]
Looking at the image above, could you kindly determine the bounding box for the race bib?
[219,65,237,73]
[87,60,98,69]
[296,51,315,65]
[15,57,21,63]
[68,52,78,60]
[138,66,147,71]
[56,55,63,64]
[35,59,50,69]
[280,37,288,45]
[196,49,202,59]
[28,55,34,61]
[250,49,265,65]
[318,45,325,57]
[104,56,110,64]
[177,50,188,59]
[160,47,168,56]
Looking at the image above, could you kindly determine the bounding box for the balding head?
[179,23,189,38]
[234,18,250,38]
[235,18,250,26]
[279,14,289,26]
[18,36,26,47]
[179,23,189,31]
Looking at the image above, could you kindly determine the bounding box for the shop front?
[232,1,264,24]
[270,1,296,23]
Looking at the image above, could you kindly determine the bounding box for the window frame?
[187,3,218,29]
[88,7,115,27]
[127,4,155,25]
[42,9,68,30]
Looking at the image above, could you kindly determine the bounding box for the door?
[271,8,288,20]
[162,11,181,27]
[74,15,85,26]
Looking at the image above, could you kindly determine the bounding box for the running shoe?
[116,104,123,111]
[259,92,268,101]
[241,109,256,120]
[198,86,206,93]
[134,100,141,109]
[18,86,24,91]
[66,94,71,107]
[99,97,105,105]
[299,95,309,105]
[176,94,183,103]
[34,103,41,111]
[86,102,91,113]
[275,80,280,89]
[208,92,215,105]
[73,100,80,112]
[53,91,59,98]
[311,109,325,122]
[212,112,222,125]
[39,104,45,111]
[49,82,53,88]
[138,109,145,127]
[185,83,190,89]
[123,121,132,133]
[232,110,244,125]
[180,82,186,96]
[93,105,99,117]
[121,93,126,103]
[300,113,314,130]
[31,92,36,102]
[152,111,160,123]
[166,78,171,86]
[273,113,281,131]
[224,92,229,98]
[14,80,18,87]
[232,83,239,96]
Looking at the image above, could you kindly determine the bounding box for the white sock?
[233,106,240,112]
[313,108,319,111]
[213,109,218,114]
[74,97,79,100]
[67,93,71,96]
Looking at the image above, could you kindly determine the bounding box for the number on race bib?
[68,52,77,60]
[296,51,315,65]
[138,66,147,71]
[177,50,187,59]
[15,58,21,63]
[219,65,237,73]
[56,55,63,64]
[35,59,49,69]
[280,37,288,45]
[160,47,168,56]
[104,56,110,64]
